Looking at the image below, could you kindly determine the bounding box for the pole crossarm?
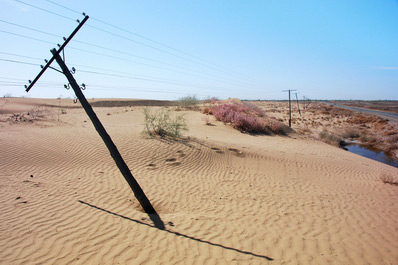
[25,15,89,92]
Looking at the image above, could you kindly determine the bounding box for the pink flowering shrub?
[210,103,290,135]
[231,113,267,133]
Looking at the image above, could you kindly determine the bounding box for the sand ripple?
[1,103,397,264]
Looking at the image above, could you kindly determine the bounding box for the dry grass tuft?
[178,95,199,110]
[341,128,360,139]
[319,130,344,147]
[379,173,398,186]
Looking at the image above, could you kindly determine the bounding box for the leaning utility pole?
[282,89,296,127]
[24,14,163,229]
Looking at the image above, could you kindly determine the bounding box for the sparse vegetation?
[178,95,199,110]
[210,103,290,135]
[385,135,398,153]
[341,128,360,139]
[143,107,187,138]
[298,127,312,135]
[319,130,344,147]
[6,107,54,124]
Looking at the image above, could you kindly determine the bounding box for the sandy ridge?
[0,99,397,264]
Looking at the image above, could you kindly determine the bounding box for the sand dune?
[0,98,397,264]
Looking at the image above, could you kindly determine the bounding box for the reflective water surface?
[345,144,398,168]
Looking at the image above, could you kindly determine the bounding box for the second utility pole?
[282,89,296,127]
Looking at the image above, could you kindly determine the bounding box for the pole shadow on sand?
[78,200,273,261]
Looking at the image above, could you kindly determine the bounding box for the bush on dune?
[178,95,199,110]
[143,108,187,138]
[210,103,290,135]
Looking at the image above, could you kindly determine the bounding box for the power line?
[86,84,209,97]
[15,0,75,22]
[0,30,207,81]
[0,57,221,91]
[44,0,81,15]
[0,52,207,88]
[0,19,256,86]
[67,46,224,81]
[44,0,249,79]
[84,23,243,78]
[0,51,44,61]
[0,56,279,96]
[0,58,39,66]
[0,29,56,45]
[17,0,253,81]
[66,45,257,87]
[0,52,226,90]
[0,19,60,38]
[76,69,230,91]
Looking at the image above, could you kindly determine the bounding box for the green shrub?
[143,108,187,138]
[178,95,199,109]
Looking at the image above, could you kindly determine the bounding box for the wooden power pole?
[25,15,164,229]
[282,89,296,127]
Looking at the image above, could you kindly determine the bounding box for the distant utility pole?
[282,89,296,127]
[295,92,301,116]
[24,14,164,229]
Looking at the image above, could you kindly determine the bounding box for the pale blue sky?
[0,0,397,100]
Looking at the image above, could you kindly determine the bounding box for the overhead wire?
[0,56,221,91]
[0,31,210,83]
[0,57,278,95]
[17,0,254,81]
[0,19,214,77]
[14,0,75,22]
[0,51,44,61]
[4,2,279,97]
[0,58,40,66]
[0,29,55,46]
[0,18,257,86]
[44,0,253,81]
[0,51,226,91]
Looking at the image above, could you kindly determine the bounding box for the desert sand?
[0,98,397,264]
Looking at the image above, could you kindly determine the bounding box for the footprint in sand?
[147,163,157,170]
[15,197,28,204]
[228,148,245,158]
[22,180,42,187]
[211,147,224,154]
[165,158,181,166]
[176,150,186,157]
